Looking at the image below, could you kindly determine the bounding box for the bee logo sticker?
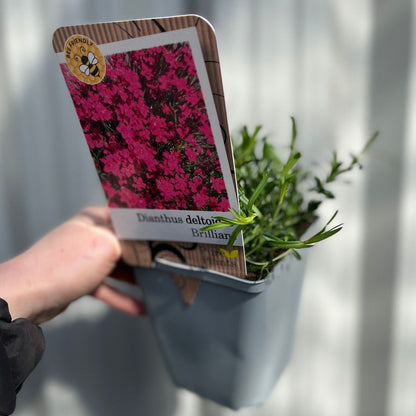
[64,35,105,85]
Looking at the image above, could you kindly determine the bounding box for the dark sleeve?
[0,299,45,415]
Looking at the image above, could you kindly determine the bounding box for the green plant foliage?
[201,118,378,279]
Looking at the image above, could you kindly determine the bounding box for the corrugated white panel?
[0,1,413,415]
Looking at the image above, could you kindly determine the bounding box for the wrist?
[0,252,39,321]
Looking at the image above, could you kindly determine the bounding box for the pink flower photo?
[61,41,230,211]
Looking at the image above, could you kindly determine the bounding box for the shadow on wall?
[16,306,178,416]
[357,2,413,416]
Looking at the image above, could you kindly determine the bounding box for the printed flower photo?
[61,41,230,211]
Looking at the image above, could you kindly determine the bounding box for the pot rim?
[150,257,285,294]
[146,220,319,294]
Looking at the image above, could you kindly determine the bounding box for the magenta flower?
[211,177,226,194]
[193,192,209,209]
[184,146,197,163]
[156,177,176,200]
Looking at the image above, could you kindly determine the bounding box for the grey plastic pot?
[135,247,308,410]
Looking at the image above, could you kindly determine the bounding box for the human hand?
[0,207,145,324]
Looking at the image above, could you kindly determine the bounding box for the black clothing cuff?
[0,299,45,415]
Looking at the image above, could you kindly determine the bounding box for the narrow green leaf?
[291,249,302,260]
[307,200,322,212]
[263,141,282,170]
[263,234,313,249]
[305,225,342,244]
[290,116,297,151]
[227,225,245,249]
[361,131,379,155]
[247,172,269,212]
[200,222,232,231]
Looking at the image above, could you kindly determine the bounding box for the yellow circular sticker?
[64,35,106,85]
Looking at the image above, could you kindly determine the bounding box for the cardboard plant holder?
[54,15,310,409]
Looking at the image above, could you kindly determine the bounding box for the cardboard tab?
[53,15,247,279]
[169,273,202,305]
[121,240,246,277]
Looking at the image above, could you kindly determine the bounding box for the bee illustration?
[78,47,100,78]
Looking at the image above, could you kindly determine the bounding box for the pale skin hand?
[0,207,144,324]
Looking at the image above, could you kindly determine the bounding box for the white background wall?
[0,0,415,415]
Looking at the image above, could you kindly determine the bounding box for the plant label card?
[53,16,246,278]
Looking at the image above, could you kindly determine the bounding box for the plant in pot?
[136,118,377,409]
[52,14,377,411]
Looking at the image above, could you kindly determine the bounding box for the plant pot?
[135,247,309,410]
